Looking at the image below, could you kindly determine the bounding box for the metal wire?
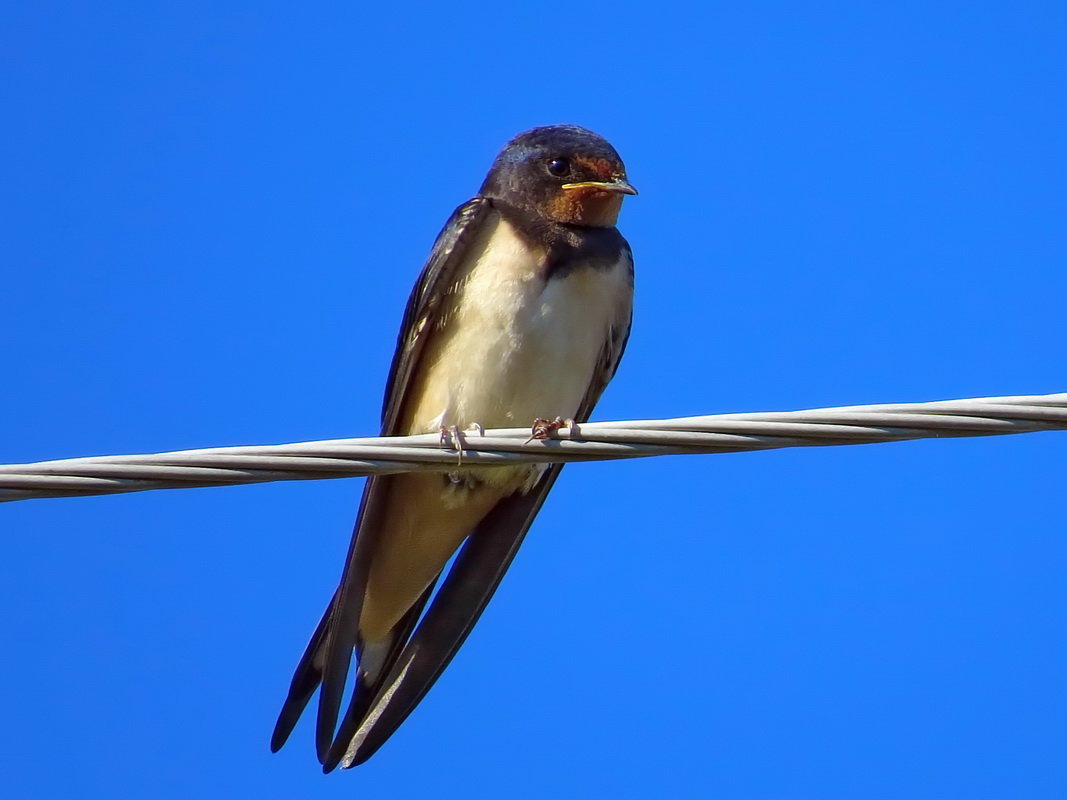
[2,392,1063,503]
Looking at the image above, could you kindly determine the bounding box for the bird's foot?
[439,424,465,465]
[525,416,574,444]
[439,423,486,466]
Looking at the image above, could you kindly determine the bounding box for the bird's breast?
[404,212,631,437]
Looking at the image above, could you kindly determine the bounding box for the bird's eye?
[547,158,571,177]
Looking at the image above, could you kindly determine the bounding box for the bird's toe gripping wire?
[438,422,486,465]
[525,416,575,444]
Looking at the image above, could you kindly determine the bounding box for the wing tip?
[269,730,288,754]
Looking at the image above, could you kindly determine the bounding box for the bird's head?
[479,125,636,228]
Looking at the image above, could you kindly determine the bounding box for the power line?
[2,392,1063,503]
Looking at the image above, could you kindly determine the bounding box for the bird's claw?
[440,423,485,465]
[525,416,572,444]
[439,425,465,465]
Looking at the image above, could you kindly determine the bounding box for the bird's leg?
[441,423,487,484]
[438,425,454,449]
[439,424,466,466]
[526,416,573,444]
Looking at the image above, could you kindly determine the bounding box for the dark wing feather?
[326,465,566,769]
[270,589,335,752]
[271,197,493,759]
[327,246,635,769]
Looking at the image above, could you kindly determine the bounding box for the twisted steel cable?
[1,392,1064,503]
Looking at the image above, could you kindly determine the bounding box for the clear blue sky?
[3,3,1065,798]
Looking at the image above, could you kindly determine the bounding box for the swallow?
[270,124,637,771]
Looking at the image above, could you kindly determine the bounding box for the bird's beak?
[561,179,638,196]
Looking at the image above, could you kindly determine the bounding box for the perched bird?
[271,124,637,771]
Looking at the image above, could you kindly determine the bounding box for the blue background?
[3,3,1065,798]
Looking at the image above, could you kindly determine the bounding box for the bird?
[270,124,637,771]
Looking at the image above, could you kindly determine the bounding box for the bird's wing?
[326,464,566,769]
[326,245,635,769]
[380,197,495,433]
[271,197,493,759]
